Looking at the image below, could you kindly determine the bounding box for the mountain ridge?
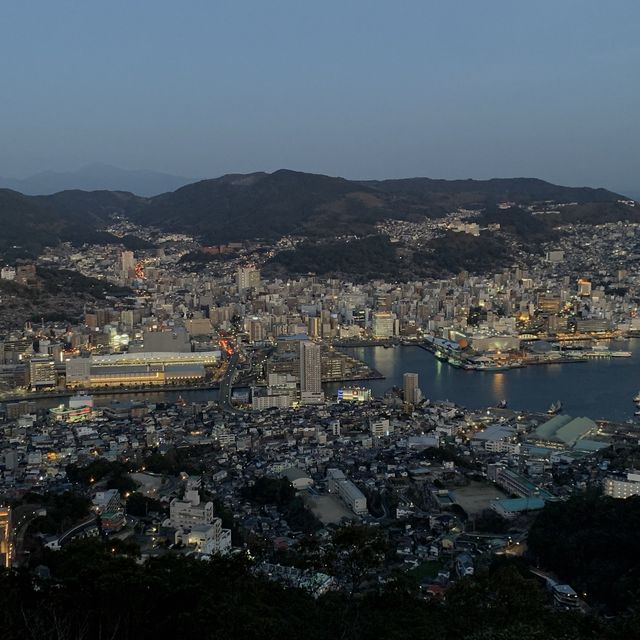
[0,170,633,258]
[0,163,192,197]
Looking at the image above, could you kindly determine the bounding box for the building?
[237,266,261,293]
[604,472,640,499]
[487,465,553,500]
[169,490,214,528]
[121,251,135,278]
[28,357,56,389]
[143,328,191,353]
[372,312,395,338]
[337,387,371,402]
[252,393,293,411]
[283,467,314,490]
[370,418,393,437]
[471,424,520,454]
[184,520,231,555]
[65,351,219,388]
[577,279,592,297]
[491,496,545,519]
[327,469,367,515]
[300,341,322,396]
[403,372,420,404]
[93,489,122,514]
[0,505,11,568]
[50,394,98,422]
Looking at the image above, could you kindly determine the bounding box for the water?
[29,388,219,411]
[325,341,640,423]
[24,341,640,422]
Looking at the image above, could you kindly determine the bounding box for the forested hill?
[0,170,632,255]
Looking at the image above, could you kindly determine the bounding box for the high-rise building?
[121,251,135,278]
[236,266,261,293]
[28,357,56,389]
[299,341,322,394]
[403,372,420,404]
[372,312,395,338]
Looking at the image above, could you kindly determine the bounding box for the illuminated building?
[372,312,395,338]
[50,394,98,422]
[65,351,220,388]
[28,357,57,389]
[337,387,371,402]
[0,505,11,568]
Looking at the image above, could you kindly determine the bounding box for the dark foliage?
[528,493,640,613]
[0,540,614,640]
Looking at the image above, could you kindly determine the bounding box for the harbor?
[325,338,640,423]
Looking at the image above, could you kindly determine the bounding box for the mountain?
[0,163,192,197]
[134,170,628,244]
[0,187,143,257]
[133,169,393,243]
[362,176,624,205]
[0,170,632,258]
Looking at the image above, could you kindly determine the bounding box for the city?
[1,2,640,638]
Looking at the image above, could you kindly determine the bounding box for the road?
[218,352,242,414]
[11,504,45,568]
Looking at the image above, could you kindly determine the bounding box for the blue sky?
[1,0,638,191]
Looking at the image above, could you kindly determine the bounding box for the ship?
[474,362,513,372]
[547,400,563,415]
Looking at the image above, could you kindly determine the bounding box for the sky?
[1,0,639,192]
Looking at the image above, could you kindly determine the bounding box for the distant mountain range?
[0,169,635,261]
[0,163,192,197]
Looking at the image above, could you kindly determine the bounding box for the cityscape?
[1,2,640,639]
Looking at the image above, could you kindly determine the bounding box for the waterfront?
[11,340,640,422]
[325,340,640,423]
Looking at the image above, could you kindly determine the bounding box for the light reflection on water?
[325,341,640,422]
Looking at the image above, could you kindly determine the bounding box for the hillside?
[0,188,143,257]
[0,171,632,256]
[133,169,394,243]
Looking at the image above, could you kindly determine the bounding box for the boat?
[634,391,640,403]
[474,363,513,372]
[496,399,508,409]
[547,400,563,415]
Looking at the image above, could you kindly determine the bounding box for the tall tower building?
[121,251,135,279]
[299,341,322,393]
[236,266,261,293]
[403,372,420,404]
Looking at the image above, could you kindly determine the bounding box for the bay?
[325,340,640,423]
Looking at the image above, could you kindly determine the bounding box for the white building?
[185,519,229,554]
[604,472,640,499]
[370,418,393,438]
[236,266,261,292]
[327,468,367,515]
[169,490,214,528]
